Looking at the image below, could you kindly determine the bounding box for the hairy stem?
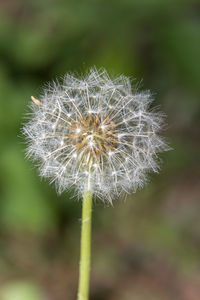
[77,190,93,300]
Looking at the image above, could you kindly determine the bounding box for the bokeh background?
[0,0,200,299]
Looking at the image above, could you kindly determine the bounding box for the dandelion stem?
[77,190,93,300]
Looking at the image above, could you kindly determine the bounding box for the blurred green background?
[0,0,200,299]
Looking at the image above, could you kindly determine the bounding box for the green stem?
[77,190,93,300]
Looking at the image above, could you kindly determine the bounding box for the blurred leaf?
[159,21,200,95]
[0,281,45,300]
[0,144,56,233]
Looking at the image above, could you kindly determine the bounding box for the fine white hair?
[23,68,169,203]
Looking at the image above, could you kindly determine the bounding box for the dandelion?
[23,68,169,300]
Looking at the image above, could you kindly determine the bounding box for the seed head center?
[68,113,118,160]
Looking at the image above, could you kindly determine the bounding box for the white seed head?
[23,68,169,202]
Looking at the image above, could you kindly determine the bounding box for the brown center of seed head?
[68,113,119,163]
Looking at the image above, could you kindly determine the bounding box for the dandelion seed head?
[23,68,169,202]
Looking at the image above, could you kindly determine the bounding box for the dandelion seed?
[23,68,169,202]
[31,95,42,106]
